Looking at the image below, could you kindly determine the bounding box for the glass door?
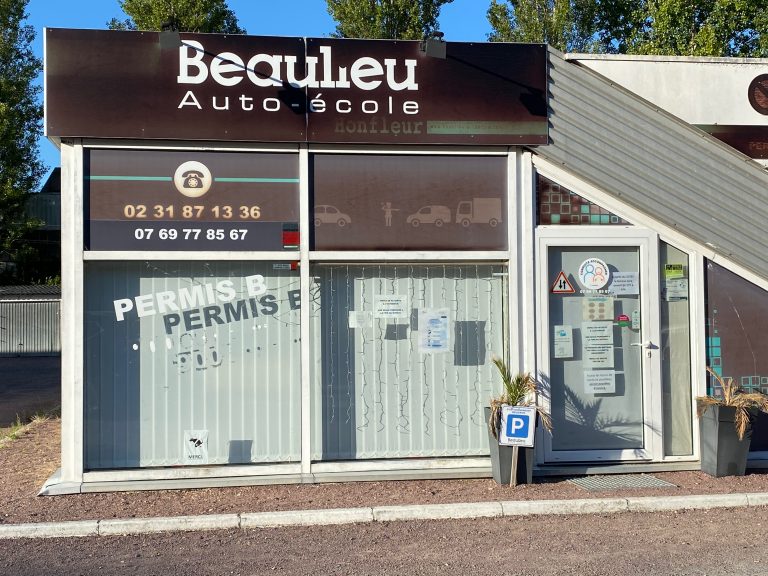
[537,229,662,462]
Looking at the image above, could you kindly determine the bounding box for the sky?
[25,0,493,181]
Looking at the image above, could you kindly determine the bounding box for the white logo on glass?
[578,258,610,290]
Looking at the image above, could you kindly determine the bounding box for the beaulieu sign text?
[45,29,548,146]
[177,41,422,122]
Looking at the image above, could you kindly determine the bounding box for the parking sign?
[499,405,536,447]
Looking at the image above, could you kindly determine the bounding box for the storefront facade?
[43,29,768,494]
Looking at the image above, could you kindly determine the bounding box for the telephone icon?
[182,171,204,189]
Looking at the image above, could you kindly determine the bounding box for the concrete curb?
[241,508,374,528]
[0,520,99,539]
[2,493,768,540]
[501,497,628,516]
[372,501,503,522]
[99,514,240,535]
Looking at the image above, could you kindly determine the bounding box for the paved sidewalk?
[2,491,768,539]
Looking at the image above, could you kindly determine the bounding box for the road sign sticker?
[551,271,575,294]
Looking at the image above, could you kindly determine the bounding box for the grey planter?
[700,405,751,477]
[484,406,534,485]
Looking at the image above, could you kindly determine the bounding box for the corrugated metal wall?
[0,301,61,356]
[542,49,768,280]
[84,261,301,469]
[310,264,506,461]
[26,193,61,229]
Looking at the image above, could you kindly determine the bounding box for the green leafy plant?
[697,367,768,440]
[488,356,552,439]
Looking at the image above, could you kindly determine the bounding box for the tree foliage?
[0,0,43,284]
[487,0,599,52]
[108,0,245,34]
[326,0,453,40]
[628,0,768,57]
[487,0,768,57]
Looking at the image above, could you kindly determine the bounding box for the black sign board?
[46,29,548,146]
[85,149,299,251]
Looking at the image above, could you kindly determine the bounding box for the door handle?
[630,341,655,349]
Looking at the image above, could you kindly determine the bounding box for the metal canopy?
[539,47,768,282]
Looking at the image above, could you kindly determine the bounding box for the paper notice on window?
[554,325,573,358]
[582,321,614,368]
[664,264,685,279]
[582,296,614,321]
[374,295,409,319]
[584,370,616,394]
[609,272,639,296]
[418,308,450,353]
[348,311,373,329]
[664,278,689,301]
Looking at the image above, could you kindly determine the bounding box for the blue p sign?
[499,406,536,447]
[506,414,530,439]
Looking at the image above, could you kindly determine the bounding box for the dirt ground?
[6,507,768,576]
[4,418,768,526]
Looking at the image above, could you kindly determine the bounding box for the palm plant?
[697,367,768,440]
[488,356,552,439]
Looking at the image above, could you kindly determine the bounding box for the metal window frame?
[531,154,702,463]
[59,140,519,489]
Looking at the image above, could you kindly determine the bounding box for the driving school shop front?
[42,28,768,494]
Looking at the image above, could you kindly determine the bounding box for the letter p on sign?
[507,416,529,437]
[499,406,536,447]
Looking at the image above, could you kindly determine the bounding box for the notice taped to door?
[584,370,616,394]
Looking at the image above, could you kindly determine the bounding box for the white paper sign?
[554,325,573,358]
[584,370,616,394]
[609,272,639,296]
[374,295,409,319]
[582,321,613,344]
[348,311,373,329]
[499,405,536,447]
[665,278,689,301]
[184,430,209,465]
[418,308,450,353]
[582,321,614,368]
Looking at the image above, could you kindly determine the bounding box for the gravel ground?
[4,418,768,526]
[4,508,768,575]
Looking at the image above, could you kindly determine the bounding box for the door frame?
[535,226,664,463]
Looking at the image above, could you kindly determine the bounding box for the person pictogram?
[381,201,400,227]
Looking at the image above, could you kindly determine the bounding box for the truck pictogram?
[455,198,502,227]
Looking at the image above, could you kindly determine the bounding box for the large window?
[706,260,768,452]
[660,243,692,456]
[312,154,508,250]
[310,264,507,460]
[84,261,301,469]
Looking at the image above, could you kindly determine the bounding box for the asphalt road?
[4,507,768,576]
[0,356,60,426]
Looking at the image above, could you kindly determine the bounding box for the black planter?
[700,405,751,477]
[484,406,534,485]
